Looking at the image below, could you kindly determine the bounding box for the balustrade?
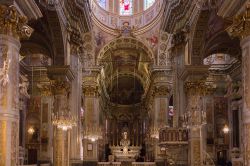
[159,128,188,144]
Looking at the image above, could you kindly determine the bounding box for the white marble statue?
[0,59,10,87]
[19,74,30,98]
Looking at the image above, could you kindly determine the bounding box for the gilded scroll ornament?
[0,5,33,39]
[51,80,70,95]
[227,4,250,39]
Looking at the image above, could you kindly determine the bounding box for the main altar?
[110,131,141,162]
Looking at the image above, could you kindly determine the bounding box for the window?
[98,0,106,9]
[120,0,133,15]
[144,0,155,10]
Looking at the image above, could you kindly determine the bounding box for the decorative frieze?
[83,85,99,97]
[0,5,33,39]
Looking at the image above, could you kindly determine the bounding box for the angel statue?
[0,59,11,88]
[19,74,30,98]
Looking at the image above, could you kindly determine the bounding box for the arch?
[97,37,155,64]
[203,31,241,59]
[190,10,210,65]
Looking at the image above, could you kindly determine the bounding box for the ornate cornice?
[227,4,250,39]
[0,5,33,39]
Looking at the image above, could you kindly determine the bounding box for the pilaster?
[48,66,74,166]
[227,4,250,165]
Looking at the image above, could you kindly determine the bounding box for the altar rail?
[97,162,156,166]
[132,162,156,166]
[159,128,188,144]
[98,162,121,166]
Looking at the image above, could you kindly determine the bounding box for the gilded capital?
[184,80,213,95]
[82,85,99,97]
[0,5,33,39]
[227,4,250,39]
[51,80,70,95]
[153,85,170,97]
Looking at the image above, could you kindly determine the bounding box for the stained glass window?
[98,0,106,9]
[120,0,133,15]
[144,0,155,10]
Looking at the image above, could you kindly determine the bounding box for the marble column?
[48,67,74,166]
[0,5,33,165]
[185,81,210,166]
[227,5,250,165]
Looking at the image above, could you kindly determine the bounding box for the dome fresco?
[97,0,155,15]
[92,0,162,30]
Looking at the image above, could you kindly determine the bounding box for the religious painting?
[95,32,105,46]
[120,0,133,15]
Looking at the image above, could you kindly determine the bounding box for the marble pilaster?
[48,66,74,166]
[227,4,250,165]
[0,4,33,165]
[185,80,211,166]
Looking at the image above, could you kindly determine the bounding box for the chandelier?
[52,110,77,131]
[83,126,103,142]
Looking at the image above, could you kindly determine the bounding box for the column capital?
[184,80,214,95]
[47,66,74,95]
[0,5,33,39]
[227,3,250,39]
[152,85,171,97]
[82,85,99,97]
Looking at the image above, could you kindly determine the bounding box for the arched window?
[98,0,106,9]
[120,0,133,15]
[144,0,155,10]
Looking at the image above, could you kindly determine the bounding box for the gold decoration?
[153,85,170,97]
[227,4,250,39]
[51,80,70,95]
[0,120,6,166]
[37,83,52,96]
[11,122,18,166]
[193,140,201,166]
[83,85,99,96]
[0,5,33,39]
[184,80,213,95]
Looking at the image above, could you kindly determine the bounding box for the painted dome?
[91,0,163,32]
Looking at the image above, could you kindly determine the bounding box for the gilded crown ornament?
[227,3,250,39]
[0,5,33,39]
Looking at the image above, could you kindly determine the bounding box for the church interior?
[0,0,250,166]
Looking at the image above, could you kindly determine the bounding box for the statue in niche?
[120,131,130,154]
[19,74,30,98]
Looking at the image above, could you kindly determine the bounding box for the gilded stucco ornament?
[0,5,33,39]
[227,4,250,39]
[37,83,52,96]
[51,80,70,95]
[184,80,214,95]
[83,85,99,97]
